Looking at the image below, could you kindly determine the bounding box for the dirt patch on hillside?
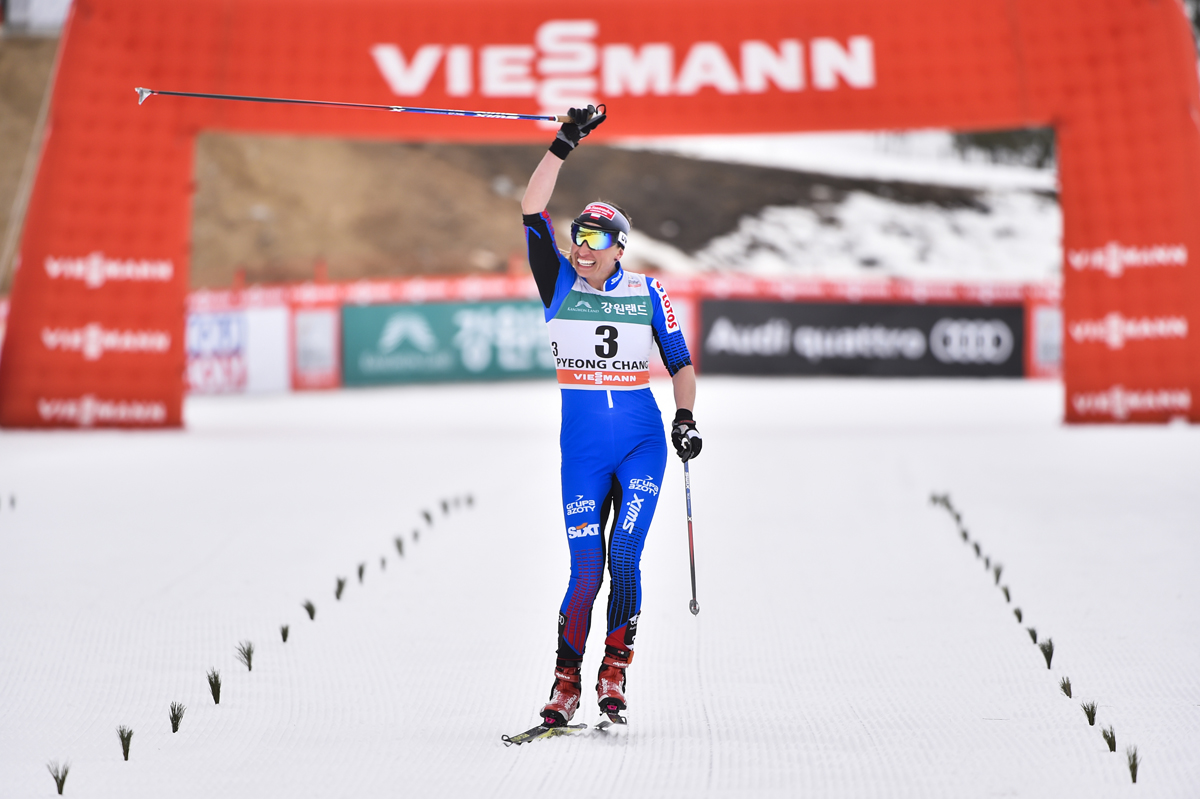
[193,136,985,289]
[0,35,58,293]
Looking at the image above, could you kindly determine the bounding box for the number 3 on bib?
[595,325,619,357]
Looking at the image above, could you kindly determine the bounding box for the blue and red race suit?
[524,211,692,661]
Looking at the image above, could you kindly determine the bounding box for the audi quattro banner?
[342,301,556,386]
[701,301,1025,377]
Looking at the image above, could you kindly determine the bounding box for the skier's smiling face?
[570,237,623,289]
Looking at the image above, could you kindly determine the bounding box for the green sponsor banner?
[342,301,557,386]
[554,290,653,324]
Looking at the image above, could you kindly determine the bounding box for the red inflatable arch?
[2,0,1197,426]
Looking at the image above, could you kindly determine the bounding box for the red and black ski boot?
[540,658,582,727]
[596,644,633,723]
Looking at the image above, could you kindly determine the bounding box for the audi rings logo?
[929,319,1014,364]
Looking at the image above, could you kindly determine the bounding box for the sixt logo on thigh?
[621,495,645,533]
[627,476,659,496]
[566,495,596,515]
[567,522,600,539]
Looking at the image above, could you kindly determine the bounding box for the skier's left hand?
[671,409,702,462]
[549,104,606,159]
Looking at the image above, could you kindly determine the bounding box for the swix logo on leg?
[621,494,644,533]
[567,522,600,539]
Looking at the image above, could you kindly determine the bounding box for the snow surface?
[615,132,1062,282]
[625,191,1061,283]
[1,379,1197,797]
[616,130,1057,192]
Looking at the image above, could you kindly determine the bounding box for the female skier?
[520,106,703,727]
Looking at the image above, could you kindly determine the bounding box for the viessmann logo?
[37,395,168,427]
[1068,312,1187,350]
[44,252,174,289]
[1067,242,1188,278]
[41,324,172,360]
[1071,386,1191,421]
[372,21,875,116]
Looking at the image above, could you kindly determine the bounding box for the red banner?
[2,0,1198,425]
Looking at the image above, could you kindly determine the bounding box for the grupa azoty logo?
[566,495,596,516]
[628,476,659,496]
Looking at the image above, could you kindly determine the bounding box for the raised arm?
[521,152,565,215]
[521,105,606,214]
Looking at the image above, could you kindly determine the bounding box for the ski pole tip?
[689,599,700,616]
[135,87,153,106]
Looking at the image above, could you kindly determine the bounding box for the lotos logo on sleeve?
[650,279,680,333]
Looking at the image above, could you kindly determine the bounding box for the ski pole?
[684,459,700,616]
[134,87,573,123]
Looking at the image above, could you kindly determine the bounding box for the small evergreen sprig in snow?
[207,668,221,704]
[1102,726,1116,752]
[1081,701,1097,726]
[303,600,316,620]
[1038,638,1054,669]
[1059,676,1072,698]
[169,702,186,733]
[236,641,254,672]
[117,726,133,761]
[47,761,69,794]
[1127,746,1140,783]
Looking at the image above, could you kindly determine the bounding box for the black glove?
[549,104,606,160]
[671,409,702,462]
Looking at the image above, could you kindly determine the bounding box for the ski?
[596,712,627,731]
[501,722,588,746]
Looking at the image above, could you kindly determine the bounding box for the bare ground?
[0,34,58,293]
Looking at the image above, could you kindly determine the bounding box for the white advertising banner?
[186,306,290,395]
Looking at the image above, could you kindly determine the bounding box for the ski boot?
[540,658,582,727]
[596,644,633,723]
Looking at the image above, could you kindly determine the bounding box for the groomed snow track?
[1,379,1197,797]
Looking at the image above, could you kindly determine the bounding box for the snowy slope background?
[1,379,1197,797]
[616,130,1061,283]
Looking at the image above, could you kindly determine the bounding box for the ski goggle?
[571,224,625,251]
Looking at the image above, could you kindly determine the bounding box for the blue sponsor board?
[342,301,556,386]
